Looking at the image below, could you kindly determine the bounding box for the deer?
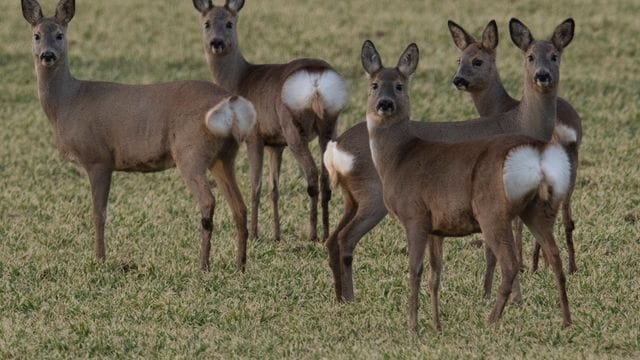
[21,0,257,271]
[361,39,572,330]
[448,19,582,274]
[192,0,349,243]
[324,18,575,305]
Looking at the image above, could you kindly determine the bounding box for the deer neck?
[35,59,80,123]
[366,114,413,180]
[518,81,558,141]
[207,47,250,92]
[470,74,517,117]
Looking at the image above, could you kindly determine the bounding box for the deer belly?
[115,152,175,172]
[430,210,480,237]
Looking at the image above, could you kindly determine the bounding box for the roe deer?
[449,19,582,274]
[22,0,256,271]
[324,18,575,303]
[361,40,571,330]
[193,0,349,242]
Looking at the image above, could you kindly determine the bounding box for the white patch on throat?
[366,114,381,170]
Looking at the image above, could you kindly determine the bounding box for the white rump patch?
[503,146,543,201]
[205,96,257,142]
[541,144,571,202]
[552,124,578,145]
[281,70,349,116]
[323,141,355,188]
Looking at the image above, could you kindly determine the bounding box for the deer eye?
[472,59,483,67]
[371,83,379,91]
[395,84,403,92]
[204,21,210,29]
[527,55,534,63]
[551,54,558,62]
[34,33,41,41]
[226,22,233,29]
[56,33,64,41]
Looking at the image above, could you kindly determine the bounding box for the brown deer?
[22,0,256,271]
[449,19,582,274]
[325,19,575,304]
[361,40,571,330]
[192,0,349,242]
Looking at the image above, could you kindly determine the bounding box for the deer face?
[193,0,244,56]
[22,0,75,69]
[510,18,574,94]
[449,20,499,92]
[361,41,418,127]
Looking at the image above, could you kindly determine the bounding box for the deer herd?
[22,0,582,331]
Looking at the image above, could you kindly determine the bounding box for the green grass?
[1,0,639,358]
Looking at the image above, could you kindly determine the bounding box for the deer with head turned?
[22,0,256,271]
[361,40,571,330]
[449,19,582,274]
[325,19,575,305]
[192,0,349,242]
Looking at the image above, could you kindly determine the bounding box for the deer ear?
[22,0,43,26]
[551,18,574,51]
[361,40,383,75]
[509,18,534,51]
[54,0,75,25]
[397,43,419,77]
[225,0,245,13]
[192,0,213,14]
[481,20,499,50]
[448,20,475,51]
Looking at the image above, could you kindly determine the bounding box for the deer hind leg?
[318,115,338,242]
[483,244,497,299]
[325,187,357,302]
[479,219,519,325]
[513,218,525,271]
[246,139,265,240]
[427,235,444,332]
[402,219,429,331]
[211,157,249,272]
[267,146,285,241]
[337,193,387,302]
[521,201,572,327]
[86,164,113,261]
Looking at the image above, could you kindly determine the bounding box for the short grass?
[1,0,639,358]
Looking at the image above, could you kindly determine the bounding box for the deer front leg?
[427,235,444,332]
[267,146,284,241]
[86,164,113,261]
[246,139,265,240]
[403,220,429,331]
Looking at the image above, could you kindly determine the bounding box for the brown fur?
[361,40,571,330]
[194,0,347,242]
[23,0,251,271]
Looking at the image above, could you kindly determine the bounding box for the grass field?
[1,0,639,358]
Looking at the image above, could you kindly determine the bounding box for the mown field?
[1,0,638,358]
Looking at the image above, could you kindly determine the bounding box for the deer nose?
[376,99,395,113]
[40,51,57,63]
[453,76,470,89]
[210,39,225,51]
[534,71,552,84]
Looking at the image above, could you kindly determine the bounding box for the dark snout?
[40,51,57,66]
[534,70,553,87]
[453,76,470,90]
[210,38,226,53]
[376,99,395,114]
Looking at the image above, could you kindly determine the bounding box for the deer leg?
[337,195,387,302]
[326,188,357,302]
[211,158,249,272]
[403,220,429,331]
[483,244,497,299]
[86,164,113,261]
[266,146,285,241]
[522,202,571,327]
[427,235,444,332]
[513,218,525,271]
[280,115,319,242]
[563,196,577,274]
[480,221,519,325]
[246,139,264,240]
[318,119,337,242]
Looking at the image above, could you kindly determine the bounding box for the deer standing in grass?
[192,0,349,242]
[361,40,571,330]
[324,19,575,304]
[22,0,257,271]
[449,19,582,274]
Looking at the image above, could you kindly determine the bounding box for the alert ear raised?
[551,18,575,51]
[361,40,383,76]
[397,43,419,78]
[54,0,75,26]
[225,0,245,13]
[193,0,213,14]
[448,20,476,51]
[22,0,43,26]
[509,18,534,51]
[481,20,499,51]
